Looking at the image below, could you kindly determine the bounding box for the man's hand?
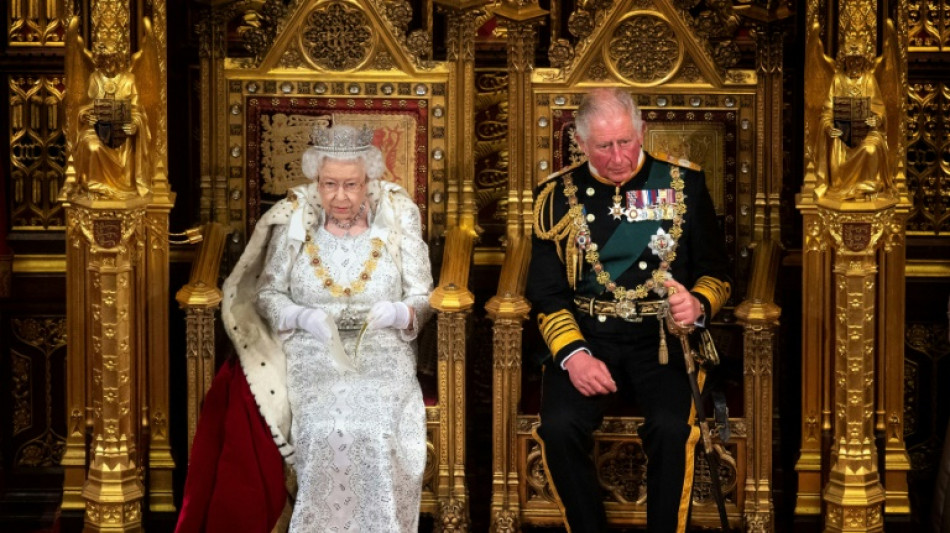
[664,279,703,327]
[829,127,843,138]
[564,351,617,396]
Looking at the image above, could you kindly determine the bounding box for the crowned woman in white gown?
[223,124,432,532]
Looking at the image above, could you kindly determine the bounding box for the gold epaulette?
[539,160,584,184]
[651,151,702,172]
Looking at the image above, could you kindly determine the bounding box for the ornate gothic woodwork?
[9,0,68,46]
[906,81,950,233]
[3,317,68,467]
[796,0,913,528]
[3,0,950,531]
[8,75,67,230]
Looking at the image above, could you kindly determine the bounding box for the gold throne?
[176,0,475,528]
[485,2,782,530]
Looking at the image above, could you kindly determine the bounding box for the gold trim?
[905,259,950,278]
[532,425,572,533]
[691,276,732,317]
[677,425,701,532]
[474,247,505,266]
[13,254,66,273]
[537,309,584,358]
[677,369,705,532]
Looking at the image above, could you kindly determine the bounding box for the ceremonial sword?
[663,290,733,532]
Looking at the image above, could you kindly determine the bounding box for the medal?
[648,228,674,256]
[608,187,624,220]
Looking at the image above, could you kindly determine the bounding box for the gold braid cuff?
[538,309,585,359]
[691,276,731,317]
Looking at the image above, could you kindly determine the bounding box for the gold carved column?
[818,202,894,532]
[487,3,545,531]
[175,223,229,457]
[70,199,148,532]
[795,0,911,522]
[430,228,476,531]
[493,0,546,242]
[435,0,487,233]
[144,0,176,512]
[61,0,175,528]
[735,240,782,532]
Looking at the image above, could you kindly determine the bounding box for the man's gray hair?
[300,124,386,181]
[575,88,644,141]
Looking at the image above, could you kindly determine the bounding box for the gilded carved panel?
[908,0,950,50]
[6,317,68,468]
[906,82,950,233]
[518,416,744,524]
[474,69,509,246]
[543,0,747,87]
[300,2,375,71]
[8,75,67,229]
[903,321,950,488]
[8,0,67,46]
[606,13,683,86]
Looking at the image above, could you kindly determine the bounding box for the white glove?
[366,301,412,331]
[279,305,332,343]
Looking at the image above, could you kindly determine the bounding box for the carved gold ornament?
[607,14,683,86]
[567,9,595,39]
[301,2,374,71]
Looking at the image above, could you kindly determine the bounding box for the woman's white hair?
[300,124,386,182]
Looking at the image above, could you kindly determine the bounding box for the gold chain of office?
[305,234,385,298]
[564,165,686,302]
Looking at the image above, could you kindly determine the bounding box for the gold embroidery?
[305,236,385,298]
[538,310,585,358]
[692,276,732,317]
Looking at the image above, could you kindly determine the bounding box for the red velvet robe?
[175,359,286,533]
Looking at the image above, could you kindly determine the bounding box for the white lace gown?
[255,212,432,533]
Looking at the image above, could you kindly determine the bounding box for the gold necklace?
[305,234,384,298]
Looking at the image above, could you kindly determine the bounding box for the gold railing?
[485,235,532,532]
[428,224,477,530]
[175,222,229,456]
[734,239,782,532]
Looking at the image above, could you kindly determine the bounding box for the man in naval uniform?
[527,88,731,533]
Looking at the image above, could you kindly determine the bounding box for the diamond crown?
[310,124,375,153]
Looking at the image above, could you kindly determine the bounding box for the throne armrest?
[175,222,230,457]
[429,226,476,312]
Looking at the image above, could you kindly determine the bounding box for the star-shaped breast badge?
[648,228,673,257]
[608,201,625,220]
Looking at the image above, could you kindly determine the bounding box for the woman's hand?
[366,301,411,330]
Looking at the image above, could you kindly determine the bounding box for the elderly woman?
[207,124,433,532]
